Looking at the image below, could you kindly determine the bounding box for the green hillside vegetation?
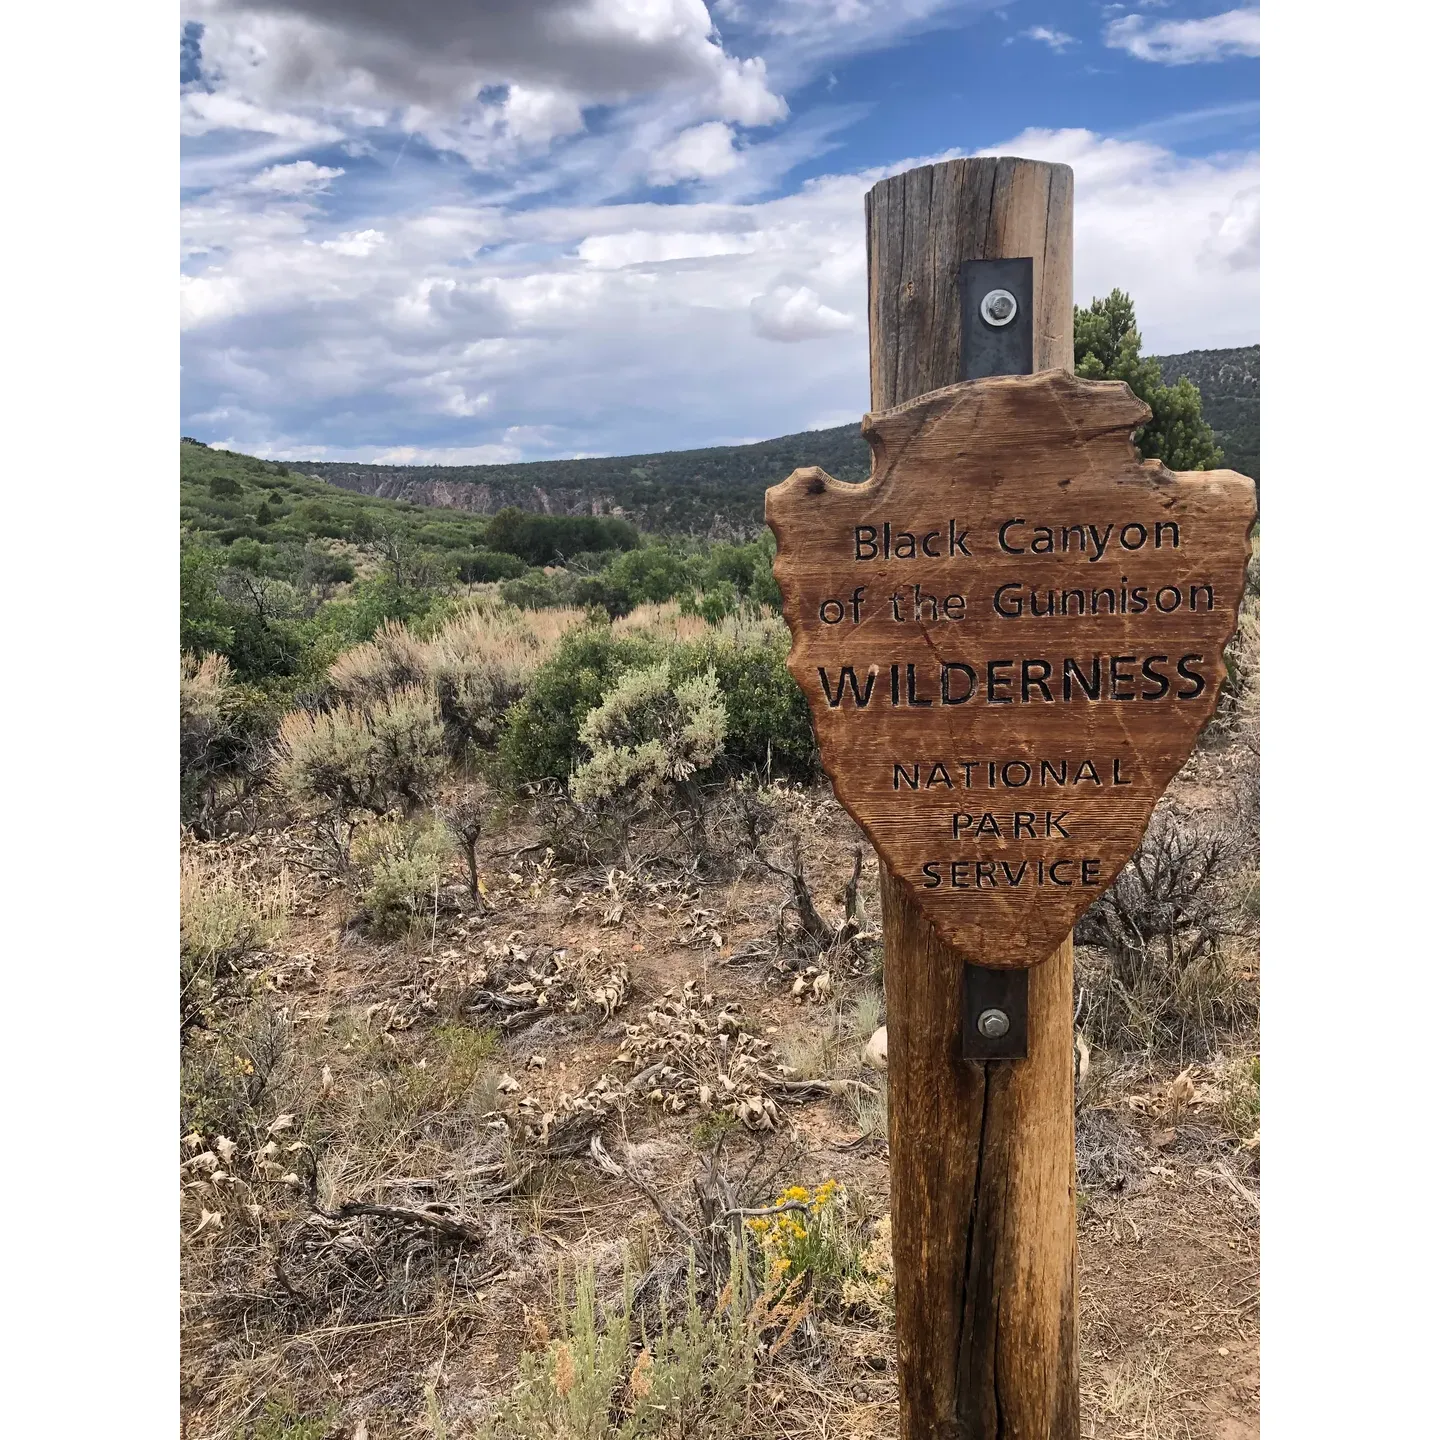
[295,344,1256,537]
[303,426,873,538]
[180,295,1243,817]
[1157,346,1259,482]
[180,439,782,709]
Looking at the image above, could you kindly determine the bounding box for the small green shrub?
[572,662,727,806]
[501,568,579,611]
[352,814,452,933]
[672,612,815,779]
[499,624,660,785]
[179,1002,297,1142]
[483,1255,766,1440]
[500,613,817,788]
[249,1395,337,1440]
[485,507,639,566]
[456,548,528,583]
[600,544,693,607]
[680,579,741,624]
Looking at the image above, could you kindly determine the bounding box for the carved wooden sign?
[767,369,1256,968]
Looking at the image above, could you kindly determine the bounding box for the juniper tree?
[1074,290,1224,472]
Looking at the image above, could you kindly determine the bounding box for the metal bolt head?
[979,288,1018,327]
[977,1007,1011,1039]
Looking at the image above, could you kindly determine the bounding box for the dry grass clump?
[1213,588,1259,748]
[181,855,293,965]
[180,1002,517,1433]
[182,652,272,836]
[611,601,710,641]
[320,603,586,769]
[1076,937,1257,1062]
[330,606,585,704]
[181,854,293,1028]
[611,603,788,650]
[428,605,582,756]
[1076,800,1257,1058]
[1082,1351,1190,1440]
[1217,1052,1260,1139]
[181,650,234,723]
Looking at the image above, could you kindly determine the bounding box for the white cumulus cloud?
[186,0,787,125]
[649,122,743,184]
[1022,26,1077,53]
[750,282,856,341]
[1105,8,1260,64]
[181,128,1258,460]
[247,160,344,193]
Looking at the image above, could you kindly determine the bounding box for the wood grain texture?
[865,157,1074,410]
[818,157,1088,1440]
[766,370,1257,967]
[883,883,1079,1440]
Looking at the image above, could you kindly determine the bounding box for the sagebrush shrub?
[500,610,817,788]
[499,623,660,785]
[672,610,816,779]
[482,1256,758,1440]
[351,814,452,933]
[180,651,233,728]
[180,857,292,967]
[326,617,430,705]
[426,605,582,757]
[571,662,727,806]
[276,685,446,822]
[181,652,274,834]
[181,652,235,827]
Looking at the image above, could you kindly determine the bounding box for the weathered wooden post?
[766,157,1256,1438]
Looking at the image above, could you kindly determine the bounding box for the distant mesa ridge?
[297,345,1258,538]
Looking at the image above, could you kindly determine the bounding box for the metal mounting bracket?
[957,255,1035,1059]
[962,964,1030,1061]
[959,257,1034,381]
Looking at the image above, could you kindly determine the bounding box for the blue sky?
[180,1,1259,463]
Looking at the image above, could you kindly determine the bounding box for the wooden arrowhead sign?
[766,369,1256,968]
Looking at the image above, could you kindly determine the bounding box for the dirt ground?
[180,765,1258,1440]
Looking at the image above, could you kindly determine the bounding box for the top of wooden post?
[865,156,1074,409]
